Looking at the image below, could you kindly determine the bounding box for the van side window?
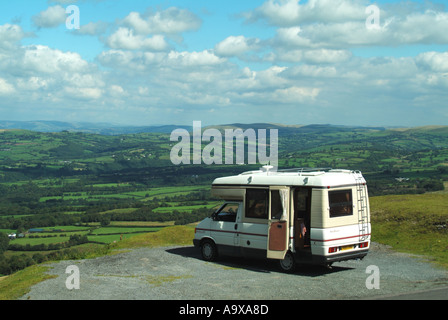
[245,189,268,219]
[216,203,239,222]
[329,190,353,217]
[270,190,283,220]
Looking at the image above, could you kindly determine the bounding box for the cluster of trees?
[8,234,89,252]
[0,242,100,276]
[0,232,98,275]
[81,206,212,226]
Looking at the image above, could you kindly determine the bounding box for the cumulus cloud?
[246,0,367,26]
[274,48,352,64]
[32,5,67,28]
[248,0,448,49]
[64,87,103,100]
[215,36,261,57]
[416,51,448,72]
[0,78,15,96]
[23,45,89,74]
[106,28,170,51]
[122,7,202,35]
[0,24,27,50]
[76,21,109,36]
[167,50,225,67]
[104,7,202,51]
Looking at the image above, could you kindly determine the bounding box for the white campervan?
[193,166,371,272]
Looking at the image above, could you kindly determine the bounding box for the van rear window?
[329,190,353,217]
[245,189,268,219]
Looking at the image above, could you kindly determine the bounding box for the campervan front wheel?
[201,239,218,262]
[279,251,296,273]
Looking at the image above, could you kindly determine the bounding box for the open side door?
[267,187,290,260]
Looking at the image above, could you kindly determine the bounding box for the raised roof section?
[212,166,365,188]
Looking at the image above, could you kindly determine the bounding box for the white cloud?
[0,78,15,96]
[109,85,126,97]
[77,21,108,36]
[0,24,27,50]
[416,51,448,73]
[23,45,89,74]
[122,7,202,35]
[166,50,225,67]
[272,86,321,103]
[247,0,367,26]
[250,0,448,49]
[215,36,261,57]
[16,77,51,91]
[274,48,352,63]
[32,5,67,28]
[390,10,448,45]
[64,87,103,100]
[107,28,169,51]
[98,49,225,71]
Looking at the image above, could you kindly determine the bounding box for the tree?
[100,216,111,227]
[0,233,9,254]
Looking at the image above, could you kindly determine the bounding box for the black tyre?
[201,239,218,262]
[279,251,296,273]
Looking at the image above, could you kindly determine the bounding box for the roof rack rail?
[277,167,333,173]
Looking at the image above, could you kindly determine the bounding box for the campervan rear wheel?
[201,239,218,262]
[279,251,296,273]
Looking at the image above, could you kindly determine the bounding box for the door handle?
[277,224,282,229]
[234,224,238,230]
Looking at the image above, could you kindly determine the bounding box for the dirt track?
[20,242,448,300]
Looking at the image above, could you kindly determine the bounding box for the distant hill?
[0,121,191,135]
[0,120,446,137]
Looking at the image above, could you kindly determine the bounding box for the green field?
[370,193,448,268]
[90,226,163,235]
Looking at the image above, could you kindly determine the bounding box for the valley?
[0,123,447,276]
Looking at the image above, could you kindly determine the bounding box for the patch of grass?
[109,221,175,227]
[90,226,163,235]
[145,274,193,287]
[0,265,57,300]
[110,225,195,250]
[370,193,448,269]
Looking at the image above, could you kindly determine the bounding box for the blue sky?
[0,0,447,127]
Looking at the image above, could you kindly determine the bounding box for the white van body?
[193,166,371,271]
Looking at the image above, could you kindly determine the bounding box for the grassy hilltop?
[371,192,448,269]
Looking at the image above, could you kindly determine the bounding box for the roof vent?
[261,165,275,173]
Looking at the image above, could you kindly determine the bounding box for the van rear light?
[328,247,338,253]
[359,242,369,248]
